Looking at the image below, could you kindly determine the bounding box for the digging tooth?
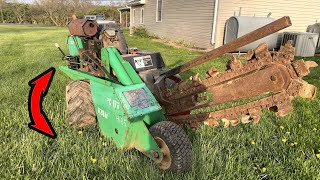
[284,40,294,48]
[229,56,243,70]
[254,42,268,59]
[304,61,318,69]
[248,108,262,124]
[252,115,261,124]
[204,118,220,127]
[178,81,189,91]
[274,41,295,63]
[206,67,219,78]
[275,103,293,117]
[227,56,242,70]
[245,49,255,60]
[241,115,251,124]
[293,60,318,77]
[299,82,317,99]
[221,118,230,128]
[229,119,240,126]
[191,73,201,86]
[197,95,209,103]
[193,73,200,81]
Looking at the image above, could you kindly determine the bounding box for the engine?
[65,18,179,93]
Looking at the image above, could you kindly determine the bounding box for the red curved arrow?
[28,67,57,138]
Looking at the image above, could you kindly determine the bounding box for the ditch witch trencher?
[56,16,317,173]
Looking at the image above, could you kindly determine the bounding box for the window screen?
[141,9,144,24]
[156,0,162,22]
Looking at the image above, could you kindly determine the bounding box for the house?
[125,0,320,50]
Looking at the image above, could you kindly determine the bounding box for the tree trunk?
[48,12,58,26]
[0,9,4,23]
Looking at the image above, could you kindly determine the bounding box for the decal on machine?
[116,116,127,126]
[106,97,120,110]
[133,55,153,69]
[98,108,109,119]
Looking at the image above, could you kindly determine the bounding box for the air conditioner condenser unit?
[281,32,319,57]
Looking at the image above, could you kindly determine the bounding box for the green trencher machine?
[56,17,317,173]
[57,19,193,173]
[61,46,167,164]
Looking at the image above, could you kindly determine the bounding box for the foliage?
[0,2,30,24]
[0,25,319,179]
[87,6,119,22]
[33,0,92,26]
[133,26,158,39]
[0,0,122,26]
[175,39,197,49]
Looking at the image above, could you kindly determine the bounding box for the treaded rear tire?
[66,80,97,128]
[149,121,193,173]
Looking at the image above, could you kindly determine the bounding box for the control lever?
[54,43,66,60]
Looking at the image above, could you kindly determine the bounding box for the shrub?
[133,26,158,39]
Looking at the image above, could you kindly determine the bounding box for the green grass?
[0,25,319,179]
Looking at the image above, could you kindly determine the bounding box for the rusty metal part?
[164,42,316,114]
[164,41,317,128]
[68,19,98,37]
[298,81,317,99]
[168,92,293,128]
[78,47,120,83]
[101,30,123,51]
[161,16,292,79]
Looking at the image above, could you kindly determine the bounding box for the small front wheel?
[149,121,193,173]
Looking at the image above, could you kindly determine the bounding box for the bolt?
[151,150,159,158]
[270,76,277,81]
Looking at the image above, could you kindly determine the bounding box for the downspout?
[129,6,133,35]
[117,9,122,24]
[211,0,219,46]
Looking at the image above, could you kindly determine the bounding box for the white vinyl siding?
[130,0,320,49]
[130,0,215,49]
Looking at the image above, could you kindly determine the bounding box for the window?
[140,8,144,24]
[156,0,163,22]
[133,9,136,23]
[96,15,105,20]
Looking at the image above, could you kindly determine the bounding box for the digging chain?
[164,41,317,128]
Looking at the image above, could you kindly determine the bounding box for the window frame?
[132,9,136,23]
[156,0,163,22]
[140,8,144,24]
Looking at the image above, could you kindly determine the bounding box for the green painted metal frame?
[66,36,84,56]
[61,43,165,163]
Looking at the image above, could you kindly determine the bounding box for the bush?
[133,26,158,39]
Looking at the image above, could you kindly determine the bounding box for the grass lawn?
[0,24,319,179]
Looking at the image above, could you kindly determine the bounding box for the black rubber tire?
[66,81,97,128]
[149,121,193,173]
